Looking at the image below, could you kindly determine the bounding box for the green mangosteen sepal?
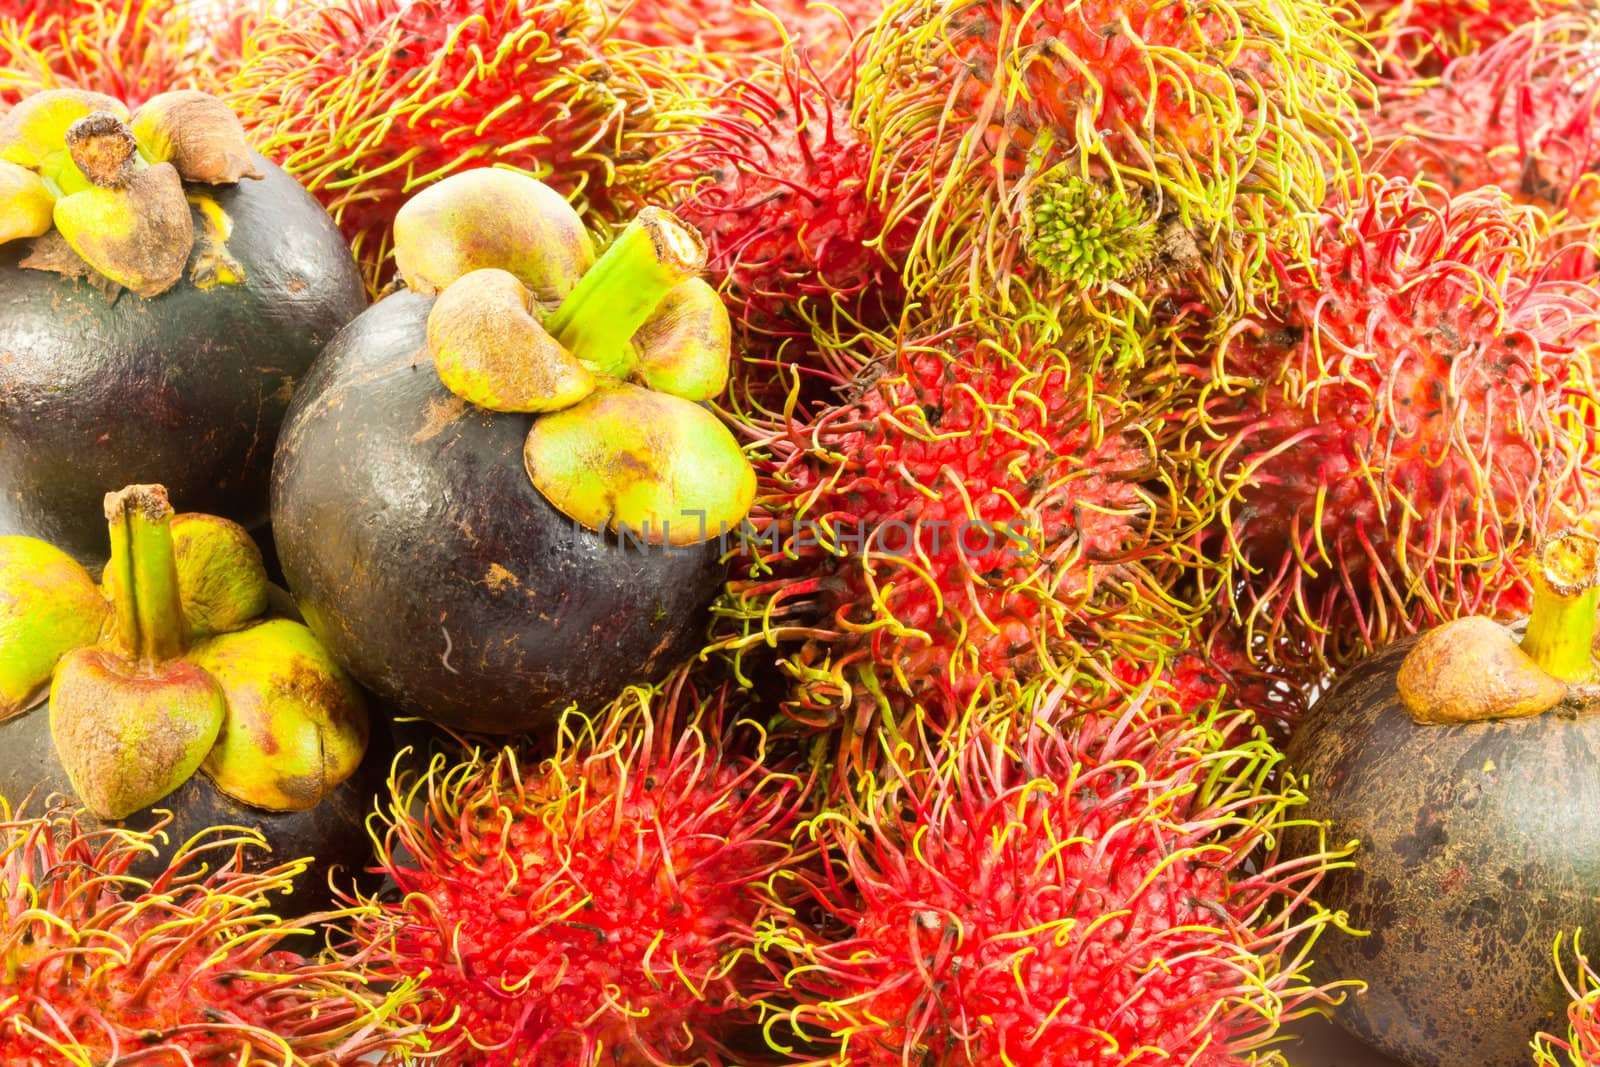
[0,537,109,719]
[1398,530,1600,725]
[543,206,708,378]
[0,88,257,298]
[36,483,370,819]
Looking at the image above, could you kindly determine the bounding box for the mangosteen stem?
[104,485,188,665]
[543,207,707,379]
[1519,530,1600,685]
[65,112,141,190]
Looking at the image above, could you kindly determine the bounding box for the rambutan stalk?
[1517,531,1600,684]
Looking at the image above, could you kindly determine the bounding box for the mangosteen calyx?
[23,484,369,820]
[394,170,755,546]
[0,88,260,298]
[1397,529,1600,725]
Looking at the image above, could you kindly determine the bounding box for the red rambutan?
[850,0,1366,333]
[719,320,1193,757]
[0,807,417,1066]
[1365,13,1600,227]
[656,49,914,404]
[1356,0,1579,75]
[604,0,870,69]
[0,0,209,107]
[1187,175,1600,669]
[757,686,1351,1065]
[347,678,811,1066]
[225,0,694,288]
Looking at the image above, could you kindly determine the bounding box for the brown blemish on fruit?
[483,563,520,592]
[1398,616,1566,725]
[412,393,470,443]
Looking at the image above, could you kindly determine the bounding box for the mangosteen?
[272,168,754,736]
[0,89,365,563]
[1284,530,1600,1067]
[0,484,384,916]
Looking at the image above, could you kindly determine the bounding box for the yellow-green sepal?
[523,382,755,546]
[101,512,269,642]
[48,648,226,820]
[189,618,370,813]
[0,536,108,719]
[0,89,128,173]
[393,168,595,299]
[632,277,732,402]
[53,161,193,297]
[0,159,55,245]
[428,267,595,413]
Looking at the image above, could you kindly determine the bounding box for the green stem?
[544,207,706,379]
[104,484,187,665]
[1519,530,1600,684]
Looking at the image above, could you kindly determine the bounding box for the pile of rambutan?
[12,0,1600,1063]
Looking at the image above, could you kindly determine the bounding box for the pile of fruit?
[2,0,1600,1064]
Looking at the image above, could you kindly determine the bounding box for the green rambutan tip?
[0,804,421,1066]
[1024,177,1157,287]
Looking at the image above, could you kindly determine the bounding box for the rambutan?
[0,807,417,1066]
[1365,13,1600,226]
[656,50,914,405]
[604,0,868,69]
[1535,933,1600,1067]
[1356,0,1579,75]
[851,0,1366,334]
[1186,175,1600,669]
[719,320,1193,760]
[757,686,1351,1065]
[347,678,811,1066]
[0,0,208,107]
[225,0,694,288]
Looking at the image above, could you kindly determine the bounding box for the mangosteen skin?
[0,154,366,564]
[270,289,728,736]
[0,693,392,918]
[1284,634,1600,1067]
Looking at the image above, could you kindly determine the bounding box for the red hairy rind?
[349,676,812,1066]
[1356,0,1580,76]
[1535,933,1600,1067]
[758,687,1354,1065]
[850,0,1367,337]
[1366,12,1600,230]
[226,0,694,289]
[1187,175,1600,670]
[0,803,419,1067]
[716,320,1195,766]
[655,48,914,407]
[604,0,866,69]
[0,0,209,106]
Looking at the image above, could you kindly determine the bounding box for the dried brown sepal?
[131,90,261,185]
[65,112,139,189]
[427,267,595,413]
[19,229,123,298]
[631,276,731,402]
[1398,616,1567,725]
[53,161,193,298]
